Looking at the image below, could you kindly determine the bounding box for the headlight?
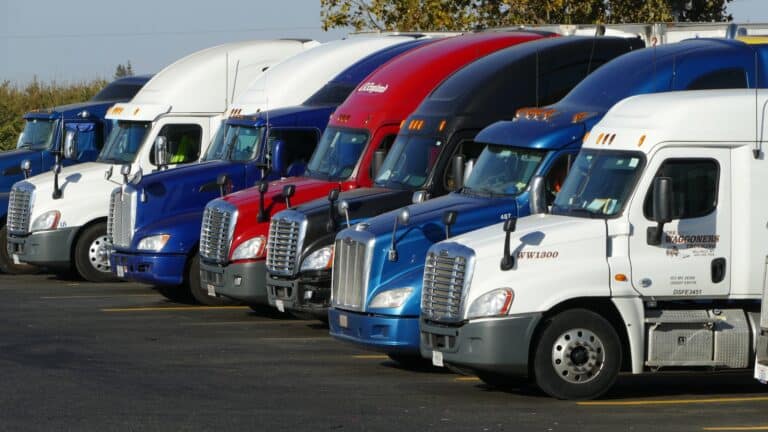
[30,210,60,232]
[137,234,170,252]
[466,288,514,319]
[231,236,266,260]
[369,287,413,309]
[300,245,334,271]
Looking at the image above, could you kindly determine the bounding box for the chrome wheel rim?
[88,235,111,273]
[551,328,605,384]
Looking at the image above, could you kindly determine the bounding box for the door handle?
[711,257,726,283]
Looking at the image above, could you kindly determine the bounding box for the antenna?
[754,50,761,159]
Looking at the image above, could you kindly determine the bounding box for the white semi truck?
[5,39,319,282]
[420,89,768,400]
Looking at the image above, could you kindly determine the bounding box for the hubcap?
[88,235,111,273]
[551,328,605,384]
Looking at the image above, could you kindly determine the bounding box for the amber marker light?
[596,133,604,144]
[582,131,590,143]
[438,119,447,132]
[615,274,628,282]
[637,134,647,147]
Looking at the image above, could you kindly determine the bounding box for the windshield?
[18,119,57,151]
[203,124,263,162]
[463,145,546,197]
[375,135,441,189]
[305,127,368,181]
[552,150,645,218]
[98,120,151,164]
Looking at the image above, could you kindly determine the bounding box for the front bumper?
[266,271,330,317]
[329,308,420,355]
[420,313,542,376]
[7,227,78,269]
[200,259,267,304]
[110,250,187,286]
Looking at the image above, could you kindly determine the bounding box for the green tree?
[114,61,134,79]
[320,0,732,31]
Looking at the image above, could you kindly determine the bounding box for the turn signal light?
[615,273,628,282]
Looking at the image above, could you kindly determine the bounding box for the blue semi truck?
[328,38,768,365]
[107,39,431,305]
[0,75,150,273]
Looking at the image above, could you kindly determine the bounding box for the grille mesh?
[7,184,33,234]
[422,249,470,323]
[199,202,235,263]
[266,214,306,276]
[107,188,134,248]
[331,233,371,311]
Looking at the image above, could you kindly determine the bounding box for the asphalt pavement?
[0,273,766,431]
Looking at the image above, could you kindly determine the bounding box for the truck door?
[627,148,731,297]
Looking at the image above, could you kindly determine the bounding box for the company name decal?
[358,82,389,94]
[517,250,559,259]
[664,232,720,248]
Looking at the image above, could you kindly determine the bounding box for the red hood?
[223,176,357,258]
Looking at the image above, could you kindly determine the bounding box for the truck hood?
[433,214,610,318]
[358,193,521,315]
[0,149,43,192]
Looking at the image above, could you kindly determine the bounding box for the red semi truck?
[198,32,551,306]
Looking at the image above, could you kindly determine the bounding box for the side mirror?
[529,175,547,215]
[121,164,132,184]
[412,190,428,204]
[463,159,474,184]
[648,176,673,246]
[337,200,351,228]
[20,159,31,179]
[16,132,23,149]
[154,136,169,169]
[443,210,457,238]
[397,208,410,226]
[282,184,295,208]
[52,162,63,199]
[372,149,386,179]
[53,163,62,175]
[257,181,269,223]
[327,188,341,232]
[63,130,78,160]
[216,174,230,197]
[452,154,465,192]
[270,140,286,177]
[388,207,411,262]
[500,218,517,271]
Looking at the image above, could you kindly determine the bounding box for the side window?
[268,129,319,176]
[686,68,747,90]
[151,124,202,166]
[370,134,396,178]
[538,61,606,106]
[444,140,485,191]
[643,159,719,221]
[543,153,573,206]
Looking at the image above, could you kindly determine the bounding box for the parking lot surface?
[0,274,766,431]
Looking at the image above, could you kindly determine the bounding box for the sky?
[1,0,767,84]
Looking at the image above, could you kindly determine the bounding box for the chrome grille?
[331,230,373,311]
[422,243,475,323]
[199,200,237,264]
[107,187,135,248]
[7,183,34,235]
[266,210,307,276]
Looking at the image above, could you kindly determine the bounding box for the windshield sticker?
[358,82,389,94]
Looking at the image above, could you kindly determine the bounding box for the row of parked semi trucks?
[5,22,768,400]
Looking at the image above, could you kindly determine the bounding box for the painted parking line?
[257,337,328,341]
[703,426,768,431]
[454,376,481,382]
[182,320,307,326]
[578,396,768,407]
[352,354,389,359]
[41,294,159,299]
[101,306,250,312]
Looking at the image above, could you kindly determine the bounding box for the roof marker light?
[438,120,446,132]
[637,135,647,147]
[133,108,140,116]
[583,131,590,143]
[609,134,617,145]
[596,133,604,144]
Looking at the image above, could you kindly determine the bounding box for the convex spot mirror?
[63,130,78,160]
[529,175,547,215]
[154,136,169,168]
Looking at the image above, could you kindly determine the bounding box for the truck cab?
[6,39,317,282]
[0,75,151,273]
[199,32,550,307]
[420,88,768,400]
[329,38,768,362]
[270,36,644,320]
[106,36,430,305]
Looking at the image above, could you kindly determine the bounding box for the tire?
[532,308,621,400]
[74,222,117,282]
[0,225,39,274]
[188,254,237,306]
[476,371,528,389]
[387,353,431,369]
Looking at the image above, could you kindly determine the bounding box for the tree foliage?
[114,61,135,80]
[321,0,732,31]
[0,78,106,151]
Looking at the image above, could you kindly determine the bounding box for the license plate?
[275,299,285,313]
[755,361,768,383]
[12,254,20,265]
[207,284,216,297]
[116,265,125,278]
[339,313,348,328]
[432,350,444,367]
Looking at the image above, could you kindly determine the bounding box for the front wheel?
[532,309,621,400]
[74,222,117,282]
[188,254,237,306]
[0,225,39,274]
